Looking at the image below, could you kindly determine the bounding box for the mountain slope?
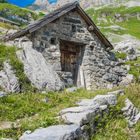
[0,3,39,25]
[86,5,140,40]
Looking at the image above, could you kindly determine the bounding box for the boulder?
[120,74,134,86]
[0,61,20,93]
[16,39,64,91]
[19,125,81,140]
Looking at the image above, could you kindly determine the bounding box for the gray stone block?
[19,125,81,140]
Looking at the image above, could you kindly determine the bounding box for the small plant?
[115,52,127,60]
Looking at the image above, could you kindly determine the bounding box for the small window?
[72,25,76,32]
[50,38,56,45]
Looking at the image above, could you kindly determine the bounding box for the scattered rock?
[0,61,20,93]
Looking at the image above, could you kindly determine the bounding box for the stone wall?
[28,10,127,90]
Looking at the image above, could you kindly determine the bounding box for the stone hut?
[5,2,127,90]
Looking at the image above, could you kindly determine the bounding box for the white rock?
[16,39,64,91]
[66,87,78,93]
[61,110,97,126]
[0,61,20,93]
[120,74,134,86]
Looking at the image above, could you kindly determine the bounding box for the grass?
[115,52,127,60]
[0,44,34,92]
[86,6,140,39]
[0,22,14,29]
[0,3,39,25]
[0,88,111,139]
[92,84,140,140]
[125,57,140,81]
[1,84,140,139]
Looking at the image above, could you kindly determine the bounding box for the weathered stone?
[122,98,140,126]
[114,40,138,61]
[0,61,20,93]
[120,74,134,86]
[61,110,97,126]
[16,41,64,91]
[66,87,78,93]
[19,125,81,140]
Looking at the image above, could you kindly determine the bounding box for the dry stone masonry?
[6,2,129,91]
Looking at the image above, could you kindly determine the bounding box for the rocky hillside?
[0,2,140,140]
[0,3,39,26]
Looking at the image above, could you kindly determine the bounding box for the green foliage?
[0,44,34,92]
[0,3,39,25]
[0,22,14,29]
[115,52,127,59]
[125,57,140,81]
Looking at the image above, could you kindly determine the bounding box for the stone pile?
[20,90,120,140]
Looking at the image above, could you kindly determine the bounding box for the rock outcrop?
[0,61,20,93]
[16,39,64,91]
[122,98,140,127]
[114,40,137,61]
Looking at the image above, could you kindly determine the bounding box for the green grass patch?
[115,52,127,60]
[86,6,140,39]
[0,3,39,25]
[0,44,34,91]
[125,57,140,81]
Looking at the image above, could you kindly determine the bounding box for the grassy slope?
[0,3,39,25]
[0,44,34,92]
[0,88,111,139]
[86,6,140,39]
[0,4,140,140]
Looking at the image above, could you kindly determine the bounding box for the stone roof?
[4,1,113,49]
